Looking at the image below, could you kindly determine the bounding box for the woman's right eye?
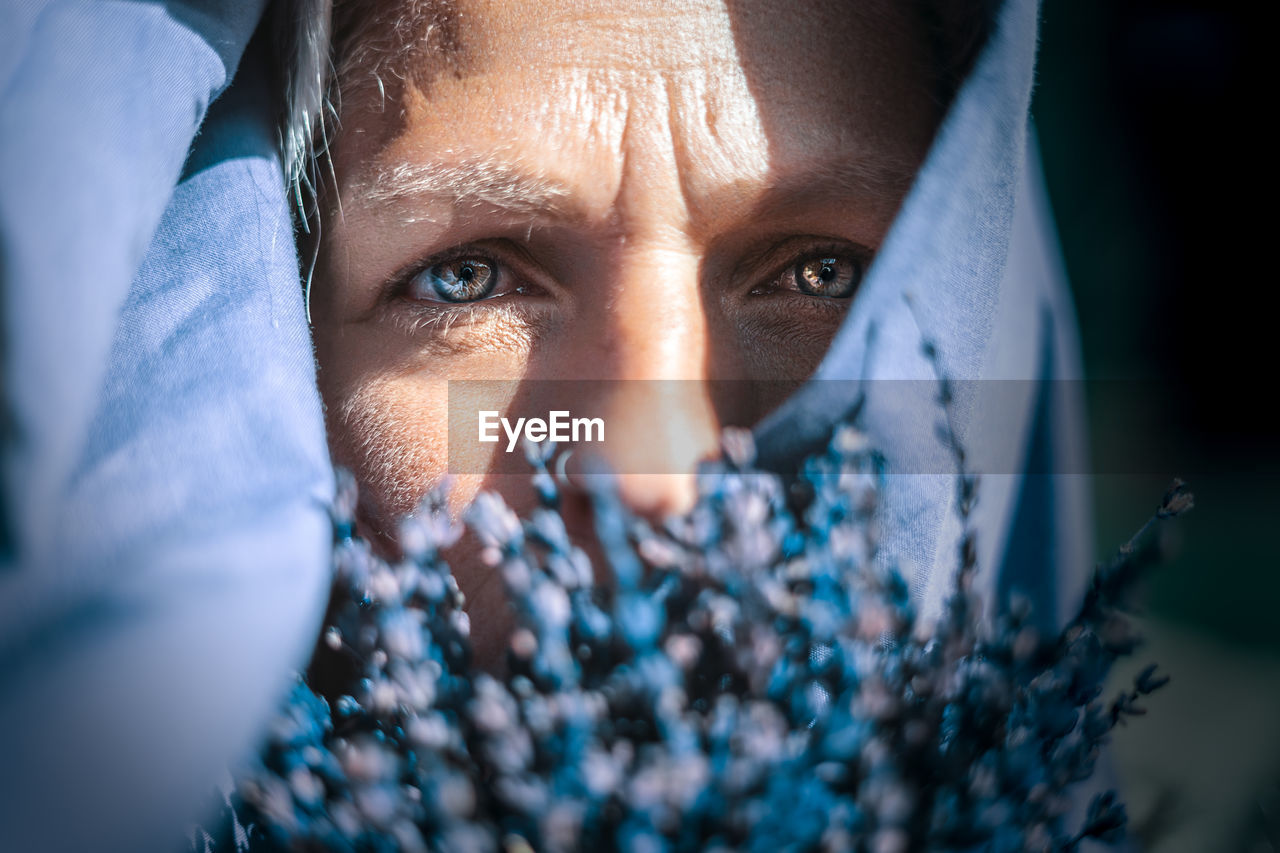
[408,257,503,303]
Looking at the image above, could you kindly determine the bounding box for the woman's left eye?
[786,253,862,298]
[408,257,501,303]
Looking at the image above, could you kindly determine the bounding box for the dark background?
[1035,0,1275,647]
[1034,1,1278,848]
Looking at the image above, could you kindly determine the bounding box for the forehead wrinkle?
[512,0,745,71]
[646,33,926,233]
[657,68,768,233]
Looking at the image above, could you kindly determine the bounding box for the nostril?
[552,445,579,491]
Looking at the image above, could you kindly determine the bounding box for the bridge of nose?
[537,243,720,517]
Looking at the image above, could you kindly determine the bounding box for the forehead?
[329,0,937,227]
[334,0,928,87]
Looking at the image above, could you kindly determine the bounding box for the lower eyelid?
[402,283,542,313]
[384,294,558,336]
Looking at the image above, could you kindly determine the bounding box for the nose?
[555,245,723,518]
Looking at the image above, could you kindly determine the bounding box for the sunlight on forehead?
[339,0,775,223]
[477,0,775,196]
[482,0,760,76]
[332,0,937,239]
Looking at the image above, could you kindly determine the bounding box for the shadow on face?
[308,0,946,666]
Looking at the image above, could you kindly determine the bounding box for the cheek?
[313,310,545,528]
[325,377,455,524]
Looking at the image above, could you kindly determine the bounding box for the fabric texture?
[0,4,332,853]
[0,0,1087,850]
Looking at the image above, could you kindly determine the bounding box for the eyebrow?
[350,151,922,229]
[350,159,588,222]
[697,154,922,225]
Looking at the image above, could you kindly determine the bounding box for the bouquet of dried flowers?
[199,380,1191,853]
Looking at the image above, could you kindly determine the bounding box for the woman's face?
[311,0,940,637]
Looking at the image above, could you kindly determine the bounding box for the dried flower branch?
[200,389,1187,853]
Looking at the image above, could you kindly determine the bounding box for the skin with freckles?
[310,0,943,666]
